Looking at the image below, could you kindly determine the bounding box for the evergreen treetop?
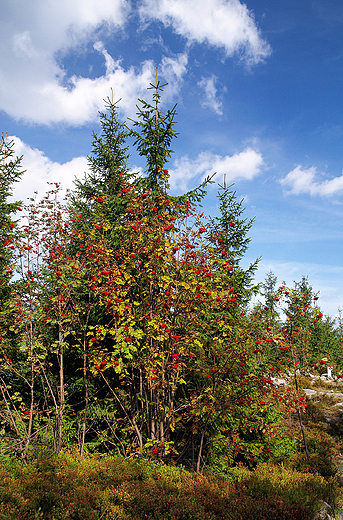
[72,91,133,247]
[210,179,260,302]
[76,90,131,200]
[0,134,24,301]
[129,68,178,192]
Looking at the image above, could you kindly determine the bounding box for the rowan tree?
[0,81,293,471]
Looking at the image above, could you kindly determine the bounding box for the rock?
[330,393,343,400]
[271,377,287,387]
[312,501,333,520]
[312,510,333,520]
[302,389,343,401]
[304,388,318,397]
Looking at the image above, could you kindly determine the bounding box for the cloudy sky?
[1,0,343,317]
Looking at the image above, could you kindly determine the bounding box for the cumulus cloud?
[0,0,189,126]
[1,37,188,125]
[280,165,343,196]
[9,136,89,202]
[0,0,134,124]
[139,0,271,66]
[168,147,264,192]
[0,0,271,126]
[198,75,223,115]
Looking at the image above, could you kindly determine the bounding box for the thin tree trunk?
[293,354,310,461]
[290,323,310,462]
[196,429,206,474]
[56,318,64,454]
[100,372,143,450]
[80,338,89,457]
[0,380,27,459]
[23,297,35,456]
[37,359,59,451]
[23,363,34,456]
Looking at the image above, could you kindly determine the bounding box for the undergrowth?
[0,453,341,520]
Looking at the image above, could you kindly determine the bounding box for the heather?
[0,454,339,519]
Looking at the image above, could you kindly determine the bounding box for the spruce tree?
[0,134,24,309]
[76,91,130,198]
[210,180,260,304]
[129,69,212,206]
[261,270,282,326]
[129,69,178,193]
[73,91,132,247]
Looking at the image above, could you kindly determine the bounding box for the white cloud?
[139,0,271,66]
[13,31,38,58]
[0,0,270,126]
[160,53,188,99]
[1,33,188,125]
[0,0,191,126]
[0,1,188,126]
[168,147,264,191]
[280,165,343,196]
[38,51,157,124]
[198,75,223,115]
[9,136,89,202]
[7,0,129,55]
[0,0,136,125]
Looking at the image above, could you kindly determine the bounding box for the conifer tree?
[262,271,278,309]
[260,270,283,327]
[209,179,259,304]
[129,69,178,192]
[0,134,24,320]
[129,69,212,206]
[76,91,130,199]
[73,91,133,247]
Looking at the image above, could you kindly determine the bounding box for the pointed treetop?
[74,92,131,201]
[129,67,178,191]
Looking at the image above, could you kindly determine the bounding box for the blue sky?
[1,0,343,317]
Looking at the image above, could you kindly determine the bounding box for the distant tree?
[261,270,282,324]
